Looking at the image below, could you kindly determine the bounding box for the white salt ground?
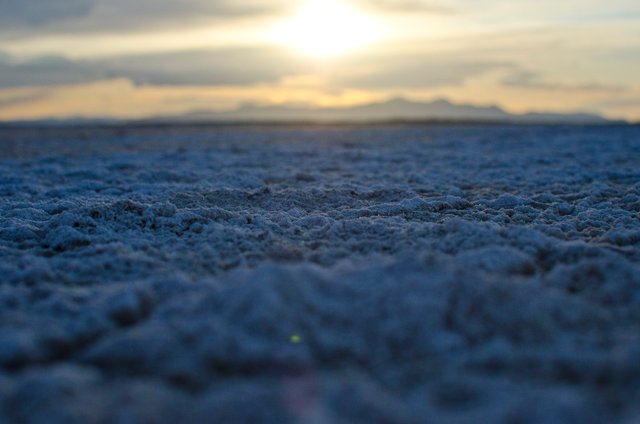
[0,124,639,423]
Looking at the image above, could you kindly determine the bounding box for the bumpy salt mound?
[0,124,639,423]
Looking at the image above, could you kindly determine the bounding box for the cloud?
[105,48,309,86]
[0,90,50,109]
[0,45,518,92]
[332,52,510,89]
[0,55,105,87]
[126,53,498,91]
[503,70,626,92]
[0,0,283,34]
[0,48,309,88]
[86,0,281,31]
[591,97,640,108]
[0,46,514,91]
[0,0,93,27]
[0,44,626,103]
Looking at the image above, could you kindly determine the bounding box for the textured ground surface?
[0,124,639,423]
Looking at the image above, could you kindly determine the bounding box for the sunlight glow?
[270,0,378,58]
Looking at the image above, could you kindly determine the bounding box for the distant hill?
[0,98,621,127]
[165,97,614,125]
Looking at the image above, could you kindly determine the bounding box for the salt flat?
[0,124,639,423]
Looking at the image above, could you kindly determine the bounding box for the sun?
[270,0,378,58]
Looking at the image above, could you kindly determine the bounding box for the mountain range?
[1,98,623,126]
[163,97,614,125]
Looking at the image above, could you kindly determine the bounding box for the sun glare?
[270,0,378,58]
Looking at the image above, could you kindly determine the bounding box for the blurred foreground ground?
[0,124,639,423]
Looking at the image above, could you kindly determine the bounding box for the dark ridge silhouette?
[1,97,625,127]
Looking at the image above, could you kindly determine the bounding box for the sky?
[0,0,639,121]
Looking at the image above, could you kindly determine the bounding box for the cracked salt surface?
[0,124,639,423]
